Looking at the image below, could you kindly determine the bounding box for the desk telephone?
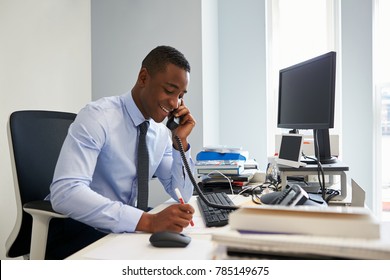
[270,184,309,206]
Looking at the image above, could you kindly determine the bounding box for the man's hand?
[136,203,195,233]
[171,99,196,151]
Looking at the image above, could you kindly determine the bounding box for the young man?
[47,46,196,257]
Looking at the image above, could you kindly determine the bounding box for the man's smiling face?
[138,63,189,123]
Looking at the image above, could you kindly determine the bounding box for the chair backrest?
[6,110,76,258]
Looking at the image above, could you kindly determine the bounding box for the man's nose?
[170,97,182,110]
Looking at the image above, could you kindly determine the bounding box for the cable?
[325,189,340,202]
[235,181,279,205]
[303,133,342,203]
[174,135,238,210]
[303,153,325,199]
[302,132,326,200]
[313,131,326,200]
[302,152,341,203]
[204,170,234,195]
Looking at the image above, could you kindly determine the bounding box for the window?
[268,0,389,218]
[267,0,339,156]
[374,0,390,220]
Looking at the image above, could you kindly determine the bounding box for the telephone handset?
[166,99,182,131]
[166,113,238,211]
[166,115,180,131]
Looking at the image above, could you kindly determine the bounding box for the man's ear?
[137,68,148,87]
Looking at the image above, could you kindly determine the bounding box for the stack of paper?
[195,160,245,175]
[195,146,257,177]
[228,205,380,239]
[212,230,390,260]
[212,205,389,259]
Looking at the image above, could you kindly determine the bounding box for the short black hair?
[142,46,191,76]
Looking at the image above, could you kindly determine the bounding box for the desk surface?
[67,195,390,260]
[66,195,251,260]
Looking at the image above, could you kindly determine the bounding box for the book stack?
[195,146,258,190]
[195,160,245,176]
[228,205,380,238]
[212,205,389,259]
[195,146,248,175]
[212,229,390,260]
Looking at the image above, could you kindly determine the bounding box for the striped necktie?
[137,121,149,211]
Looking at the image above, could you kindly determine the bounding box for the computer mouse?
[149,231,191,248]
[260,191,282,205]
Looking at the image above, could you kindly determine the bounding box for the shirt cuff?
[113,205,144,233]
[172,143,192,162]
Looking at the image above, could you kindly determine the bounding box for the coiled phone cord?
[174,135,238,210]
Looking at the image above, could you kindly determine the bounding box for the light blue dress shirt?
[48,91,195,233]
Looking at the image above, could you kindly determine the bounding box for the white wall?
[218,0,268,169]
[0,0,91,259]
[341,0,375,209]
[201,0,220,146]
[91,0,204,206]
[91,0,203,152]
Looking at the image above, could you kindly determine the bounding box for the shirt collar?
[123,91,150,127]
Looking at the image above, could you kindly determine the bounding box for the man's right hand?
[135,203,194,233]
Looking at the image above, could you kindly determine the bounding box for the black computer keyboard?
[197,192,236,227]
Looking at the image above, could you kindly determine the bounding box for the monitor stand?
[301,157,338,165]
[313,129,337,164]
[289,129,337,165]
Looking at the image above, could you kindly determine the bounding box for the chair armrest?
[23,200,67,219]
[23,200,67,259]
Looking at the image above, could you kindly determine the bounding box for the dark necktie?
[137,121,149,211]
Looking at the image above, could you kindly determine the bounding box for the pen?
[175,188,194,227]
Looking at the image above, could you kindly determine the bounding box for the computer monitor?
[276,134,307,168]
[277,51,337,164]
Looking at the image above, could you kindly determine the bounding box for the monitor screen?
[277,51,336,130]
[276,134,306,168]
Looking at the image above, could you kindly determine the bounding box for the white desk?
[66,195,251,260]
[67,195,390,260]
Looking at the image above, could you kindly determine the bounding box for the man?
[47,46,196,257]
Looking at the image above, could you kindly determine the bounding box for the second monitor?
[276,134,306,168]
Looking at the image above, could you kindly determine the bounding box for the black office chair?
[6,110,76,259]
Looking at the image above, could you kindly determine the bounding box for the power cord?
[302,132,340,203]
[302,153,325,200]
[236,181,279,205]
[204,170,234,195]
[325,189,340,202]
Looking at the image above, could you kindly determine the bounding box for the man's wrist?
[135,212,153,232]
[173,139,190,152]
